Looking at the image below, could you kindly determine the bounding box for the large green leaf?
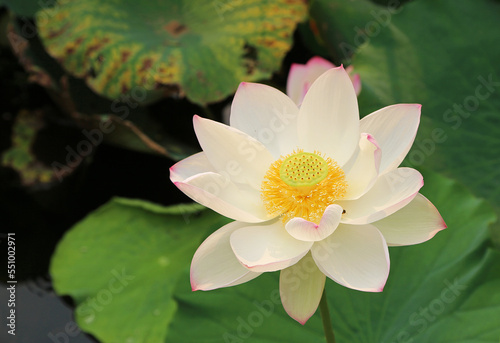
[36,0,307,105]
[52,171,499,342]
[50,199,230,343]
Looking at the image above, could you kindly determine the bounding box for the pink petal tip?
[307,56,336,69]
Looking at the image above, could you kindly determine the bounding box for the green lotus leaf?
[50,199,230,343]
[36,0,307,105]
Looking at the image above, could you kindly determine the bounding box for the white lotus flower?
[287,56,361,105]
[170,66,446,324]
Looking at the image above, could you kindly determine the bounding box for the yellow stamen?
[261,149,347,224]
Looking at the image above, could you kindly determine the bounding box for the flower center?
[261,149,347,224]
[279,152,329,192]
